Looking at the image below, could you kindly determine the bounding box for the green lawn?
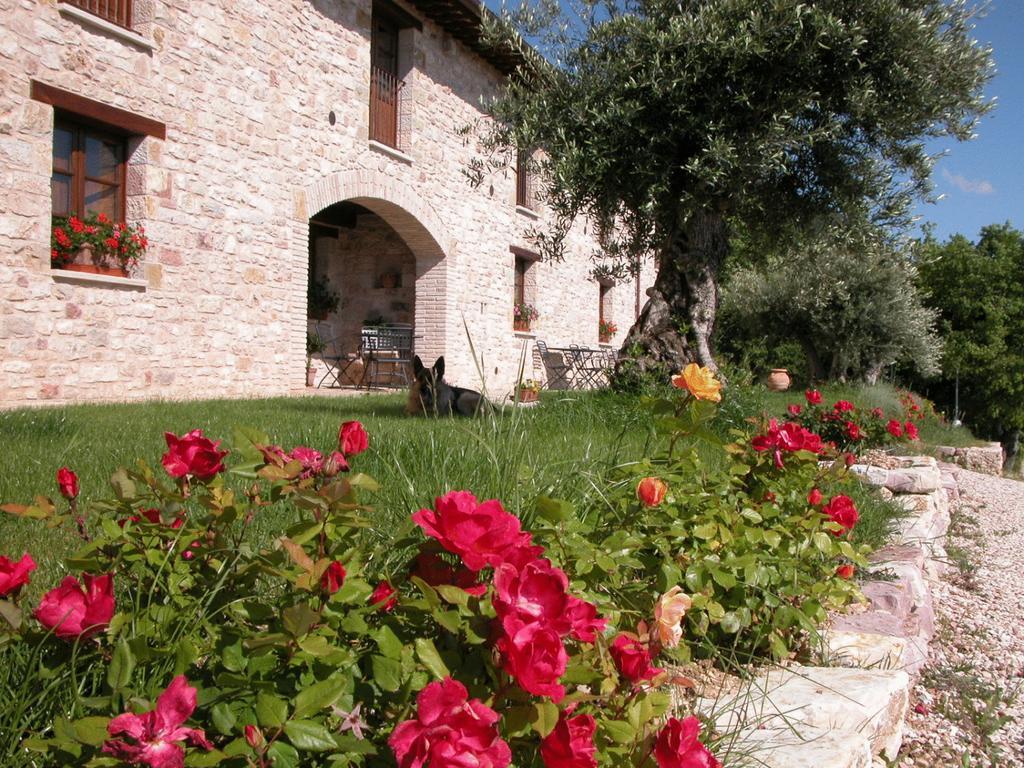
[0,391,654,589]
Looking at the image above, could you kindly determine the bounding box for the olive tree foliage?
[721,227,942,383]
[473,0,992,376]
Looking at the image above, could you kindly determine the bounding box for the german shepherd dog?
[407,356,484,416]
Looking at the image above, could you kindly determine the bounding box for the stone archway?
[296,170,451,375]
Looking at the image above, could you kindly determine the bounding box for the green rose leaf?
[255,691,289,729]
[283,720,339,752]
[414,638,450,680]
[293,676,347,719]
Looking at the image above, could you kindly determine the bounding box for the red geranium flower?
[102,676,213,767]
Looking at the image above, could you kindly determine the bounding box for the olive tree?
[478,0,992,375]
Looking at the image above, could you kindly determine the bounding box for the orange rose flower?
[636,477,667,507]
[653,586,692,648]
[671,363,722,402]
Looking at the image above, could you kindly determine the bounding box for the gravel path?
[898,467,1024,767]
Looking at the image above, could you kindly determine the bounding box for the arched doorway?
[299,171,450,386]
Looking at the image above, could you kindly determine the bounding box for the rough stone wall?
[935,443,1003,476]
[0,0,656,407]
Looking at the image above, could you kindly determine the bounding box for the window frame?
[52,117,128,224]
[62,0,133,30]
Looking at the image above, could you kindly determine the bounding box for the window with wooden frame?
[515,150,534,210]
[369,1,419,151]
[511,247,540,331]
[63,0,133,29]
[598,282,614,341]
[51,118,127,223]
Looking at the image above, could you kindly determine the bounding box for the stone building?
[0,0,655,407]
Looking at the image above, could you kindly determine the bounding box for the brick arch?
[297,170,451,369]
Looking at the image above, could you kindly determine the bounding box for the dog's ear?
[413,355,424,376]
[433,356,445,379]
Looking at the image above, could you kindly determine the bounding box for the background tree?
[914,224,1024,468]
[720,226,942,384]
[479,0,992,375]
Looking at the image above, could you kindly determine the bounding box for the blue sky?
[912,1,1023,242]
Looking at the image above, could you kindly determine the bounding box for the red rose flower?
[836,564,855,579]
[321,561,346,594]
[845,421,861,441]
[905,421,919,440]
[654,716,720,768]
[289,446,323,479]
[161,430,228,481]
[389,678,511,768]
[56,466,79,500]
[322,451,350,477]
[807,488,823,506]
[636,477,667,507]
[887,419,904,438]
[563,596,607,643]
[787,404,802,417]
[823,494,859,535]
[0,553,36,597]
[35,573,115,640]
[338,421,369,457]
[497,617,568,701]
[411,552,486,596]
[872,407,884,418]
[752,419,823,468]
[833,400,855,413]
[103,676,213,766]
[540,712,597,768]
[244,725,264,749]
[412,491,535,571]
[805,389,822,405]
[369,580,398,612]
[609,634,661,684]
[494,558,570,629]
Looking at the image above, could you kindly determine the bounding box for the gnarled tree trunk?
[615,209,728,380]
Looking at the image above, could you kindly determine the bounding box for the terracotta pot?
[62,263,129,278]
[518,388,538,402]
[513,319,531,332]
[306,367,317,387]
[766,368,792,392]
[599,332,611,344]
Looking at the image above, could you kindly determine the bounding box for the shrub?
[781,388,920,453]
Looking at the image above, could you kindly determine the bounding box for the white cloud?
[941,168,995,195]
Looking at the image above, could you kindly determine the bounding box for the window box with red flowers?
[513,302,538,332]
[51,214,147,277]
[513,379,541,403]
[598,320,617,344]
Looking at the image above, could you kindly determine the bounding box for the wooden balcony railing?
[63,0,133,28]
[516,151,534,209]
[369,66,404,150]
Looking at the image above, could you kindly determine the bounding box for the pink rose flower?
[805,389,822,405]
[321,561,346,594]
[103,676,213,767]
[412,491,534,571]
[289,446,323,479]
[338,421,369,457]
[389,677,511,768]
[0,553,36,597]
[57,466,79,500]
[497,618,567,701]
[540,711,597,768]
[636,477,668,507]
[609,634,661,684]
[823,494,859,535]
[35,573,115,640]
[369,580,398,612]
[654,716,720,768]
[161,430,228,481]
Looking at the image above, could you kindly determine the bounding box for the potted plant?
[306,331,325,387]
[516,378,541,402]
[598,319,618,343]
[51,213,147,277]
[513,302,539,332]
[308,274,340,320]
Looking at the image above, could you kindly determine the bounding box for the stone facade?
[0,0,656,407]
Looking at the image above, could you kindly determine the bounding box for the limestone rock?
[725,723,873,768]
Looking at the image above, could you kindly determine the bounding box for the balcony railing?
[516,152,535,209]
[369,66,404,151]
[63,0,133,28]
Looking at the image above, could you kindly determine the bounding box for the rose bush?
[783,391,920,453]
